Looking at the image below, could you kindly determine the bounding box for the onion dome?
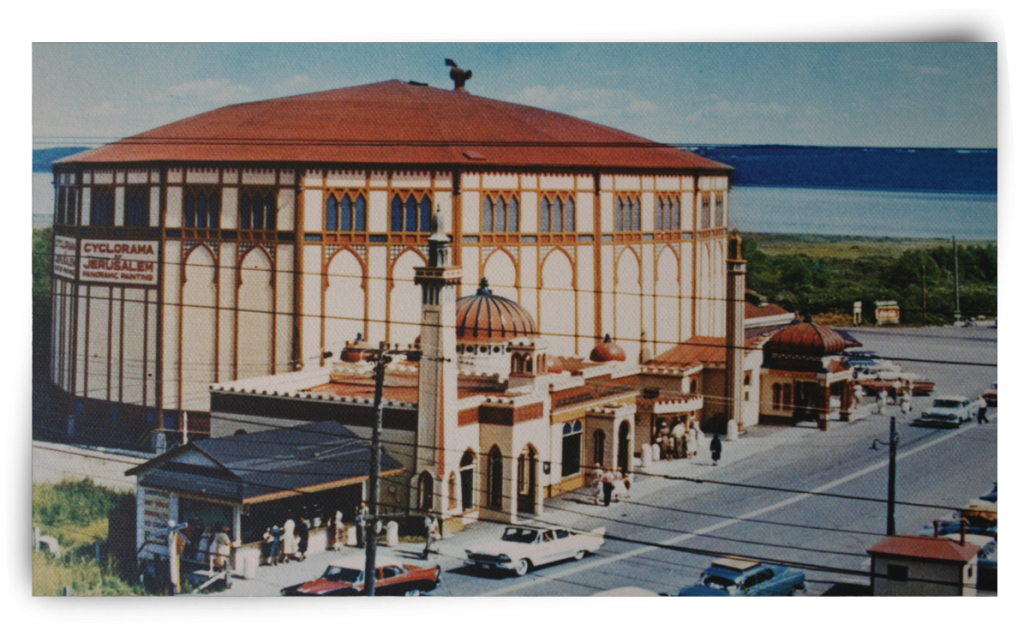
[590,334,627,363]
[764,317,852,357]
[455,278,538,342]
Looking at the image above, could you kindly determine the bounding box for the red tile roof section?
[745,301,792,320]
[57,80,733,171]
[868,535,981,563]
[647,336,729,368]
[765,322,854,357]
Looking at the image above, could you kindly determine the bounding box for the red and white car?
[281,555,440,596]
[465,525,605,576]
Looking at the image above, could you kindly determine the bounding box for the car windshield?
[501,527,539,543]
[322,566,362,583]
[701,574,736,590]
[933,400,961,408]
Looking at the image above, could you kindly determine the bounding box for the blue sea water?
[728,186,997,241]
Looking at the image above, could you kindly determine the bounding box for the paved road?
[437,325,998,596]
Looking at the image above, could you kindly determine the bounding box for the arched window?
[460,450,475,511]
[240,188,276,230]
[772,383,783,410]
[418,471,434,511]
[700,192,712,230]
[481,193,521,233]
[616,194,641,232]
[391,192,433,232]
[562,420,583,477]
[714,192,725,227]
[487,447,503,509]
[539,193,575,233]
[618,420,632,472]
[326,192,367,232]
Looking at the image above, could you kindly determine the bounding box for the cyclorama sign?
[79,239,160,285]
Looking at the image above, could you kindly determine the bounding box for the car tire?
[513,559,531,577]
[404,589,421,597]
[573,550,586,561]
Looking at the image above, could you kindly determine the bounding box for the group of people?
[653,419,703,461]
[182,523,234,571]
[591,466,631,506]
[261,516,311,566]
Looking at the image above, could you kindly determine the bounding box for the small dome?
[455,278,538,342]
[547,356,565,374]
[340,334,374,363]
[590,334,627,363]
[764,320,851,357]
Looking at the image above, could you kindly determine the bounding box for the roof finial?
[603,333,612,343]
[445,58,473,91]
[477,278,493,296]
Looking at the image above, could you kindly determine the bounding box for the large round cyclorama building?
[47,78,733,448]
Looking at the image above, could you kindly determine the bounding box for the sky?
[34,43,997,149]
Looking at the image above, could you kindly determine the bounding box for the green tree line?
[744,238,997,324]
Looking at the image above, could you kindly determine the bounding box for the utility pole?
[364,340,391,597]
[953,235,961,323]
[871,416,900,536]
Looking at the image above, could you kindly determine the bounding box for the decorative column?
[413,211,463,487]
[725,230,747,431]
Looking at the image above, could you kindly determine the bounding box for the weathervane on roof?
[445,59,472,91]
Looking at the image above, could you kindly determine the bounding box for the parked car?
[983,383,997,408]
[980,482,997,503]
[280,555,440,596]
[943,534,997,591]
[918,501,998,538]
[843,350,898,371]
[677,556,806,596]
[912,395,979,427]
[465,525,606,576]
[857,371,935,396]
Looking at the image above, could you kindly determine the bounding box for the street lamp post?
[364,341,392,597]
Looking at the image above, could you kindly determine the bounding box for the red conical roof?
[764,321,852,357]
[57,80,732,172]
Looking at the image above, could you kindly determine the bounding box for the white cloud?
[511,85,660,120]
[88,100,127,116]
[687,98,792,122]
[163,78,253,104]
[273,74,313,96]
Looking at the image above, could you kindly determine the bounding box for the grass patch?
[33,551,144,596]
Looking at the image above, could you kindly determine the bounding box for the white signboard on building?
[79,239,160,285]
[53,235,78,280]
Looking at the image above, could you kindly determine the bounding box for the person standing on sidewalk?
[977,397,989,424]
[355,502,369,548]
[422,510,440,559]
[600,468,615,506]
[710,434,722,466]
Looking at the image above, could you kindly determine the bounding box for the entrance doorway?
[617,421,631,472]
[517,445,538,514]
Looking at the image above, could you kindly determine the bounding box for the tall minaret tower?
[725,229,747,430]
[413,211,463,499]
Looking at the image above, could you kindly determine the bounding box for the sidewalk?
[211,410,900,596]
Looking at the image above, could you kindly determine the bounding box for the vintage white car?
[913,395,980,427]
[465,525,606,576]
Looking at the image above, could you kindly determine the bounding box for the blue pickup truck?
[677,556,806,597]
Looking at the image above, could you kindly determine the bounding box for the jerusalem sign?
[53,235,78,280]
[79,239,160,285]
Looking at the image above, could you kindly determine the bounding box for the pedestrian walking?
[268,524,283,565]
[977,398,988,424]
[710,434,722,466]
[672,422,687,459]
[261,528,274,565]
[600,468,615,506]
[422,510,440,559]
[295,516,310,561]
[209,525,232,571]
[355,502,369,548]
[591,464,604,505]
[282,517,297,563]
[332,510,344,551]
